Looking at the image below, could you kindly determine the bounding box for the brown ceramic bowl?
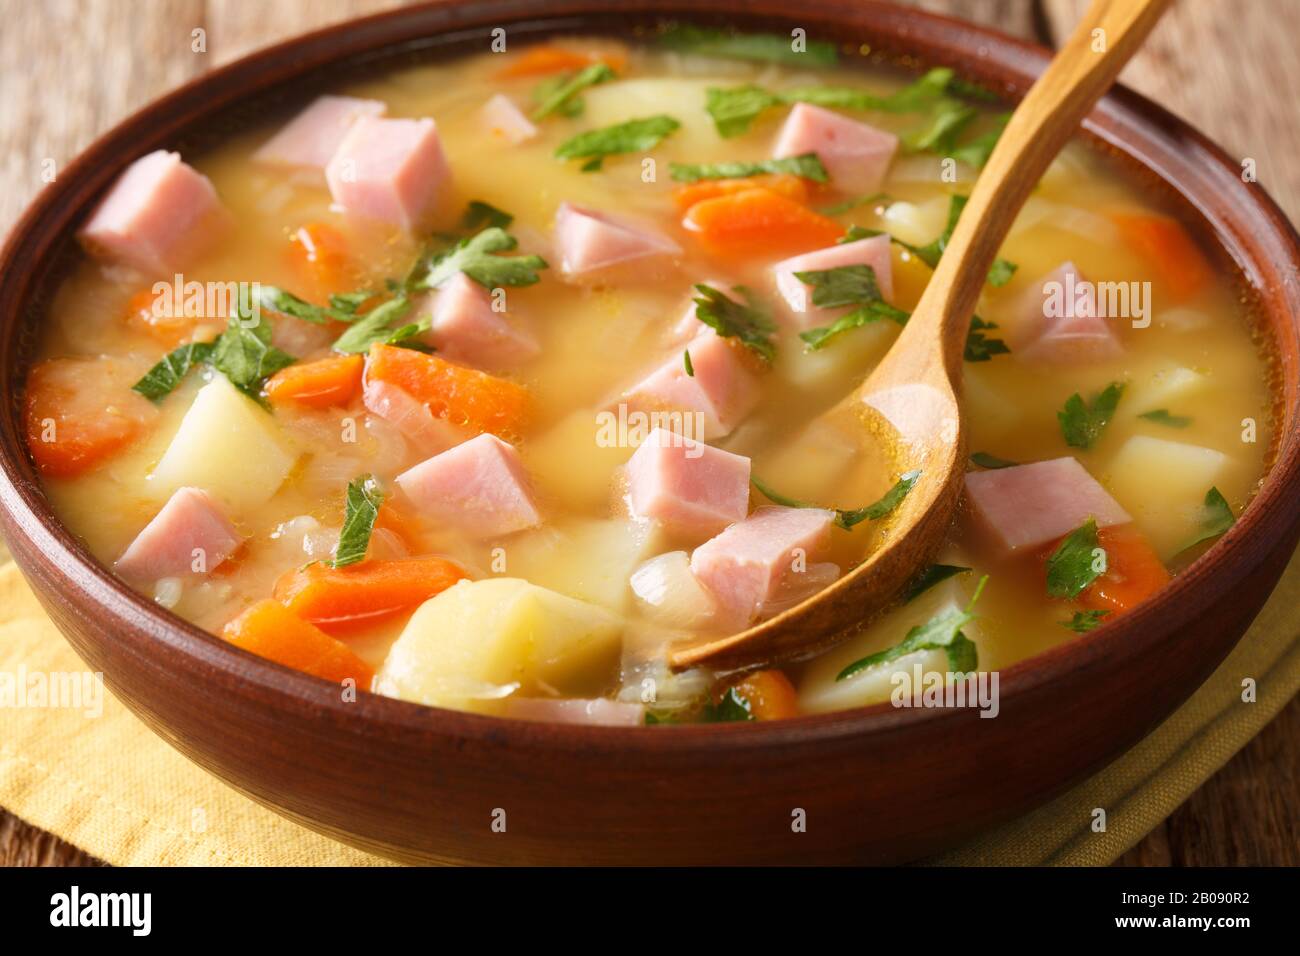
[1,0,1298,866]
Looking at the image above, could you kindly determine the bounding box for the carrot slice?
[287,222,351,299]
[494,45,627,78]
[724,670,801,721]
[122,287,201,346]
[274,557,471,630]
[682,187,845,260]
[1079,524,1171,615]
[25,357,158,478]
[365,343,530,439]
[672,173,811,213]
[1109,212,1213,302]
[265,354,364,409]
[223,599,374,687]
[373,497,423,554]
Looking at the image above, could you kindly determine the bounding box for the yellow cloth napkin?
[1,545,1296,866]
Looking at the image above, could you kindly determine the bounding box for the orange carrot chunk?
[122,287,201,346]
[265,354,364,409]
[1110,212,1213,302]
[25,357,158,478]
[725,670,801,721]
[223,599,375,687]
[672,173,811,213]
[1080,524,1171,615]
[494,45,627,78]
[274,557,471,630]
[365,343,530,439]
[287,222,351,299]
[682,187,845,260]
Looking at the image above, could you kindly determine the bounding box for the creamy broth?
[28,36,1272,723]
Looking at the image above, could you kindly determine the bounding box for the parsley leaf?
[794,264,909,351]
[554,115,681,163]
[1138,408,1192,428]
[531,62,615,120]
[700,686,755,722]
[969,451,1018,469]
[751,469,920,531]
[1045,518,1105,599]
[258,285,353,324]
[331,297,418,354]
[210,310,295,397]
[668,153,827,183]
[330,474,385,568]
[902,100,977,154]
[683,349,694,377]
[691,284,777,362]
[1060,609,1110,633]
[904,564,971,603]
[837,574,987,680]
[459,199,514,232]
[952,113,1010,168]
[965,316,1010,362]
[704,86,782,138]
[658,24,838,67]
[819,192,891,217]
[1058,382,1125,449]
[416,226,548,291]
[132,340,215,402]
[1179,486,1236,553]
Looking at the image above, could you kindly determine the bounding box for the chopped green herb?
[210,310,295,398]
[837,574,987,680]
[258,285,352,324]
[331,297,417,354]
[668,153,827,183]
[986,257,1018,288]
[902,100,977,154]
[531,62,615,120]
[819,192,891,217]
[700,686,755,722]
[970,451,1018,469]
[416,226,548,291]
[1046,518,1105,599]
[331,474,385,568]
[459,199,514,232]
[1178,486,1236,553]
[691,284,777,362]
[327,290,377,316]
[1060,609,1110,633]
[751,469,920,531]
[580,156,603,172]
[904,564,971,603]
[1058,382,1125,449]
[794,264,909,351]
[965,316,1011,362]
[951,113,1010,168]
[683,349,694,377]
[1138,408,1192,428]
[131,340,215,402]
[658,24,838,67]
[554,115,681,163]
[704,85,782,138]
[531,74,585,119]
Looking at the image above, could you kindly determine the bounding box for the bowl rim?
[1,0,1298,756]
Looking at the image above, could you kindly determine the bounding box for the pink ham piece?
[78,150,225,275]
[253,95,387,170]
[554,203,681,280]
[690,506,837,628]
[622,329,760,440]
[396,433,541,537]
[964,456,1132,554]
[771,234,893,328]
[480,93,539,145]
[1010,262,1123,364]
[362,376,469,456]
[624,427,751,537]
[423,273,540,369]
[503,697,645,726]
[773,103,899,196]
[325,116,451,231]
[115,487,242,581]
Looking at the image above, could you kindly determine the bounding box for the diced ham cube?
[78,150,226,275]
[396,433,541,537]
[1009,262,1123,364]
[325,116,451,231]
[503,697,645,726]
[422,273,540,369]
[690,506,836,627]
[115,487,242,580]
[623,330,760,440]
[771,235,893,329]
[362,377,469,456]
[554,203,681,279]
[624,427,751,537]
[253,95,387,170]
[964,456,1132,554]
[480,93,539,145]
[773,103,898,197]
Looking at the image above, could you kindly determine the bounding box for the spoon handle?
[910,0,1171,372]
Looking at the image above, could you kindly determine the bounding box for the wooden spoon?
[672,0,1170,671]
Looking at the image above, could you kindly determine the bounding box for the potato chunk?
[374,578,623,712]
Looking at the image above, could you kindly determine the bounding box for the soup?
[25,30,1272,724]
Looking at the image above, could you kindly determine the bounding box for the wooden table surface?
[0,0,1296,866]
